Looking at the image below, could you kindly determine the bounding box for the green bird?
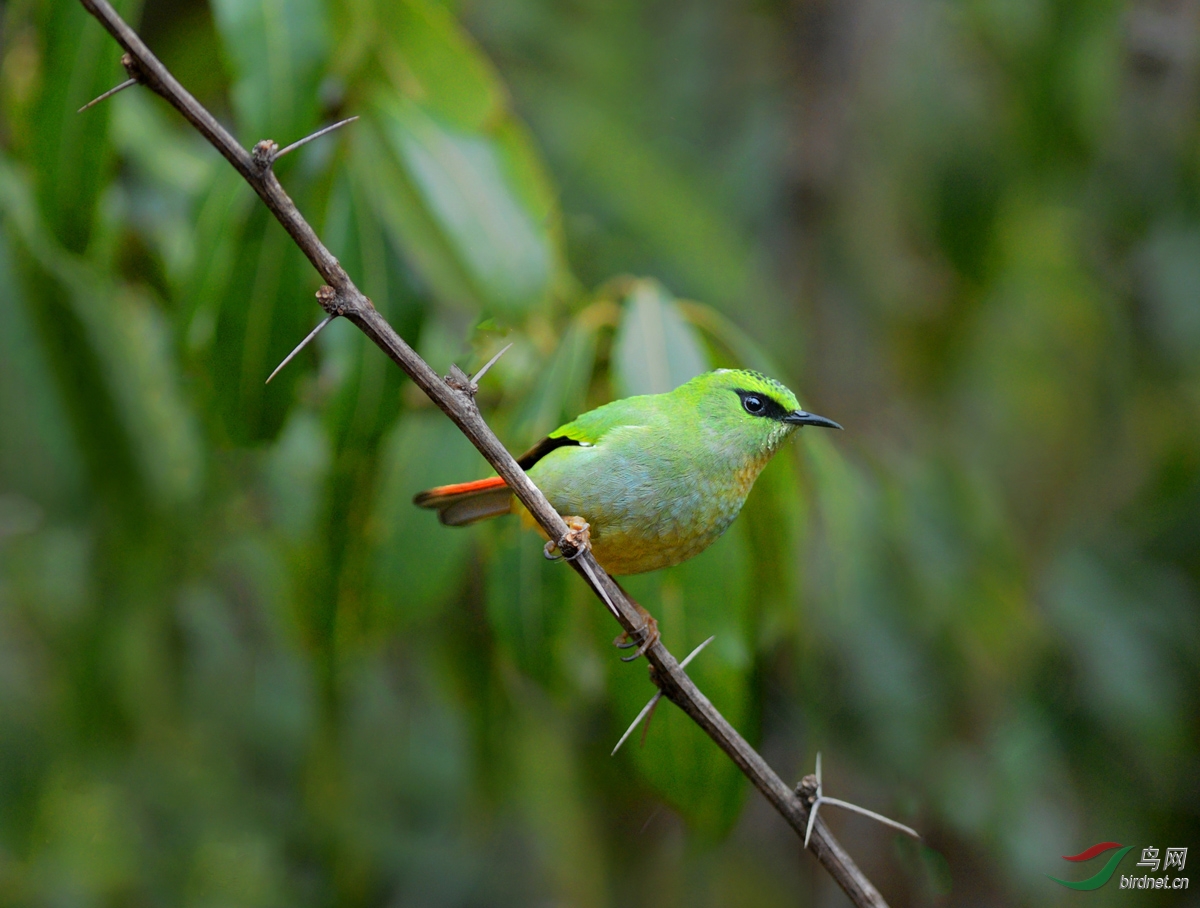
[414,369,840,584]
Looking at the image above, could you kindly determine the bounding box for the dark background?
[0,0,1197,904]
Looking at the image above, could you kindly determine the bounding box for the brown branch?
[75,2,889,904]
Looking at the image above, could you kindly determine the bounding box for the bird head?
[677,369,842,456]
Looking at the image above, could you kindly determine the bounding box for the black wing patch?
[517,434,583,469]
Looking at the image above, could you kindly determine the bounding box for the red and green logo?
[1049,843,1134,890]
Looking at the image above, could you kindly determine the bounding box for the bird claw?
[619,630,658,662]
[611,636,715,755]
[544,516,591,562]
[543,522,659,662]
[614,611,659,662]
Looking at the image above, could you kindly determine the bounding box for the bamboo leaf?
[0,161,203,509]
[612,278,708,396]
[485,519,568,687]
[26,0,135,253]
[507,318,599,444]
[0,230,85,510]
[370,413,482,627]
[210,0,329,141]
[370,0,506,132]
[362,95,554,316]
[340,0,560,318]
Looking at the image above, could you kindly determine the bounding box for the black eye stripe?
[734,389,789,420]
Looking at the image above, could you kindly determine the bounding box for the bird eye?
[742,395,764,414]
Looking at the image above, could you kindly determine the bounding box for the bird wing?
[550,394,653,444]
[517,394,653,468]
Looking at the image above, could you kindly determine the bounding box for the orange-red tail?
[413,476,513,526]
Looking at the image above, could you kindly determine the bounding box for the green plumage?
[415,369,840,575]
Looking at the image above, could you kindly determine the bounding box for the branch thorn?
[444,363,474,394]
[612,635,714,755]
[265,314,334,384]
[445,342,514,397]
[801,751,920,849]
[275,116,359,160]
[78,77,138,112]
[574,556,621,620]
[471,342,513,386]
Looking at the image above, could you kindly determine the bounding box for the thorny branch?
[76,2,893,904]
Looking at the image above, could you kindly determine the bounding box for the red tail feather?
[413,475,513,526]
[414,476,508,504]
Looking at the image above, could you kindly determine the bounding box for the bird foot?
[614,602,660,662]
[543,516,591,562]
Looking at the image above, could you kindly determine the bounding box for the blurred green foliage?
[1,0,1198,905]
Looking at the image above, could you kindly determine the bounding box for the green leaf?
[676,300,784,376]
[362,94,553,316]
[100,286,205,506]
[370,413,482,627]
[507,318,599,444]
[957,202,1110,523]
[339,0,561,318]
[739,449,804,648]
[509,699,607,905]
[371,0,506,132]
[266,409,332,545]
[350,122,477,313]
[110,91,216,198]
[210,0,329,140]
[802,435,939,768]
[313,170,412,444]
[0,160,203,509]
[109,90,218,284]
[181,169,258,354]
[612,278,709,396]
[217,217,316,441]
[0,229,85,510]
[485,518,569,687]
[516,89,779,314]
[1137,224,1200,369]
[27,0,136,253]
[186,194,319,443]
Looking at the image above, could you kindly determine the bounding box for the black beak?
[783,409,843,430]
